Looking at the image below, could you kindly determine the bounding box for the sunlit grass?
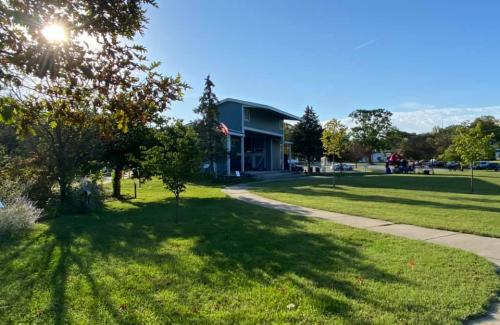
[251,171,500,237]
[0,179,497,324]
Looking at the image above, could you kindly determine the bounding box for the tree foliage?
[0,1,188,204]
[143,121,202,222]
[321,118,349,161]
[399,134,435,160]
[0,0,157,89]
[291,106,323,168]
[451,124,494,192]
[471,116,500,145]
[349,109,393,162]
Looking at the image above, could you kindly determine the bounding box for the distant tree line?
[289,107,498,168]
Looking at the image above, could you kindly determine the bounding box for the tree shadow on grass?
[1,194,416,323]
[260,174,500,195]
[256,184,500,216]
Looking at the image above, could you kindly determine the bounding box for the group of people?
[385,153,416,174]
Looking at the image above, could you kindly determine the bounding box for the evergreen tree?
[193,76,226,177]
[291,106,323,171]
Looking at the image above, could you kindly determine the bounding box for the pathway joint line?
[423,233,459,241]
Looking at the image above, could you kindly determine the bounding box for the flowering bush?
[0,197,42,236]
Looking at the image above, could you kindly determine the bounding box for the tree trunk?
[175,194,179,223]
[58,179,69,202]
[332,155,336,188]
[112,166,123,198]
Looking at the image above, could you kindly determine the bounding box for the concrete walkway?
[223,185,500,324]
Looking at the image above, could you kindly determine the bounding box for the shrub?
[0,178,30,204]
[57,179,104,214]
[0,197,43,236]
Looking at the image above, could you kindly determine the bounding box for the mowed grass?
[0,180,498,324]
[251,171,500,238]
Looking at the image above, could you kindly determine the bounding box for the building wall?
[218,101,243,133]
[244,107,284,136]
[271,138,281,170]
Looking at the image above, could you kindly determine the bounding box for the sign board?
[0,201,5,209]
[203,163,210,169]
[235,171,241,177]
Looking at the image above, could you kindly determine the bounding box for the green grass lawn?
[251,170,500,238]
[0,179,498,324]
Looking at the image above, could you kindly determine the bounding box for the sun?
[41,24,66,43]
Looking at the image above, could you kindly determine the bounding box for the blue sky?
[137,0,500,133]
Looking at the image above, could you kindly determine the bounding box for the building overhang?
[219,98,300,121]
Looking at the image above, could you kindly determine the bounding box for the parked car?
[487,162,500,171]
[446,161,460,170]
[333,163,353,171]
[429,160,445,168]
[473,161,490,170]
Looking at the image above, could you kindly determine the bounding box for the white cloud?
[392,104,500,133]
[353,39,377,51]
[336,104,500,134]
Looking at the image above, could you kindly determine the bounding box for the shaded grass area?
[0,179,498,324]
[251,171,500,237]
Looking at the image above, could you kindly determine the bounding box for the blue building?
[217,98,300,175]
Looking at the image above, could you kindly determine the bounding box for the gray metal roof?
[218,98,301,121]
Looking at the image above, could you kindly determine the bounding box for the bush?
[0,178,30,204]
[56,179,104,214]
[0,197,43,236]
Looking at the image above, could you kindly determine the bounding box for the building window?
[278,120,283,130]
[244,108,250,122]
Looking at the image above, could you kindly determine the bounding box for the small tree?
[322,119,349,186]
[193,75,226,178]
[349,109,393,163]
[143,121,202,222]
[291,106,323,171]
[451,124,493,192]
[322,119,349,160]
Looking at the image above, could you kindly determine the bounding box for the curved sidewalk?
[223,185,500,324]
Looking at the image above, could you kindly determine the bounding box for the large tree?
[349,109,393,163]
[430,126,457,159]
[0,1,187,203]
[1,95,103,201]
[471,116,500,144]
[103,124,157,198]
[143,121,202,223]
[193,75,226,177]
[400,134,436,160]
[451,124,493,192]
[291,106,323,171]
[343,141,368,167]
